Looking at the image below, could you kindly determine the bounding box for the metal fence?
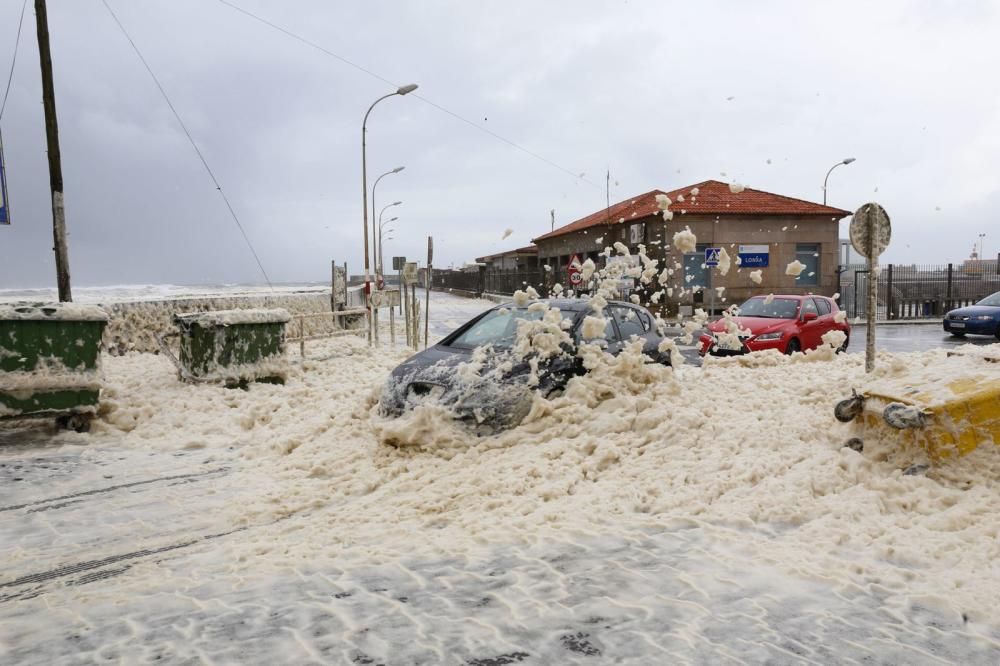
[430,268,551,297]
[430,269,482,293]
[483,269,548,297]
[839,263,1000,321]
[432,263,999,320]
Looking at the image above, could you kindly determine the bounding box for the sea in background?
[0,283,331,304]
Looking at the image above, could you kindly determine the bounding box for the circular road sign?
[850,202,891,258]
[568,271,583,286]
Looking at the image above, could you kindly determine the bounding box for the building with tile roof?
[532,180,851,315]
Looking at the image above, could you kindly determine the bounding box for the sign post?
[705,248,721,315]
[402,261,418,347]
[425,237,433,350]
[331,261,347,326]
[850,203,892,373]
[393,256,406,314]
[567,253,582,291]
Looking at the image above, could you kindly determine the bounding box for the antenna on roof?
[550,208,555,232]
[605,169,612,229]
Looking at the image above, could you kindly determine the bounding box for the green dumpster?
[0,302,109,432]
[162,309,290,387]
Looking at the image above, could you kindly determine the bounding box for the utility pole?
[35,0,72,302]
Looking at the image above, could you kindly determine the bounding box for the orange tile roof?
[532,180,851,243]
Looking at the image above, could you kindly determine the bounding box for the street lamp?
[380,217,398,238]
[372,165,405,278]
[361,84,418,313]
[380,218,398,248]
[822,157,856,205]
[378,203,402,275]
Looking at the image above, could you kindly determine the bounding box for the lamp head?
[843,157,856,165]
[397,83,418,95]
[391,201,402,207]
[392,166,405,173]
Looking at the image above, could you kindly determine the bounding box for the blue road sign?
[705,247,721,266]
[738,244,769,267]
[0,132,9,225]
[738,253,769,267]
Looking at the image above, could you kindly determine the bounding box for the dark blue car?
[379,298,671,434]
[943,291,1000,339]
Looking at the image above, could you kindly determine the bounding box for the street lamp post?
[378,203,402,276]
[372,166,405,279]
[822,157,856,205]
[361,84,417,343]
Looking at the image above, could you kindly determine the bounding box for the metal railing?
[286,309,369,356]
[839,263,1000,321]
[483,269,549,297]
[428,267,553,297]
[430,269,482,294]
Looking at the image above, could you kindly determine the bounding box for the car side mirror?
[803,312,818,322]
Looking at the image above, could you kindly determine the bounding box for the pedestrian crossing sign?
[705,247,722,266]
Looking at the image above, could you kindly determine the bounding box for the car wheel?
[646,349,672,366]
[837,334,849,354]
[785,338,801,355]
[950,331,966,338]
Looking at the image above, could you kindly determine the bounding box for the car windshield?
[447,307,577,349]
[976,292,1000,307]
[736,297,800,319]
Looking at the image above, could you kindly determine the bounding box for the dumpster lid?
[0,302,109,322]
[173,308,292,326]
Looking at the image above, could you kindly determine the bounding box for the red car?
[698,294,850,356]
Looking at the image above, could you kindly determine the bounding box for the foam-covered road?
[3,292,999,664]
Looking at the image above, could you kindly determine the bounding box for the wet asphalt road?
[845,323,998,354]
[677,322,998,366]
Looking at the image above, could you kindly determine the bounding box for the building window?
[628,223,645,245]
[795,244,820,286]
[683,244,710,289]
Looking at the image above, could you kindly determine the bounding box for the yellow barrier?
[837,350,1000,460]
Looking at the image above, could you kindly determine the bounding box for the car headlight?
[973,315,995,321]
[755,332,783,341]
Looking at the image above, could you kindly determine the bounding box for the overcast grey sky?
[1,0,998,288]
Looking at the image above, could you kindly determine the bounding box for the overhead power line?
[100,0,274,289]
[215,0,601,190]
[0,0,29,121]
